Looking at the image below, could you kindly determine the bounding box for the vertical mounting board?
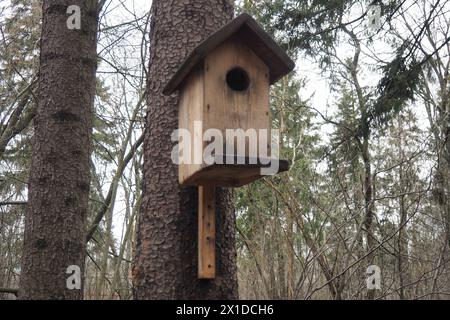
[198,185,216,279]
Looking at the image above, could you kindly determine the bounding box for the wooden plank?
[204,36,270,156]
[178,65,204,185]
[184,157,290,187]
[198,185,216,279]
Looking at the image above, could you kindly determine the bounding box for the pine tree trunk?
[397,115,410,300]
[132,0,238,299]
[19,1,98,299]
[442,89,450,251]
[362,137,375,300]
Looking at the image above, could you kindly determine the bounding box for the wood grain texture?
[204,36,270,151]
[183,157,290,187]
[178,66,204,184]
[198,186,216,279]
[178,36,277,186]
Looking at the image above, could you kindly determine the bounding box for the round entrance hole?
[226,67,250,91]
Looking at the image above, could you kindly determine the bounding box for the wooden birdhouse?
[164,14,295,279]
[164,13,295,188]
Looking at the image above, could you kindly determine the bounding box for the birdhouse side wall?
[178,65,204,185]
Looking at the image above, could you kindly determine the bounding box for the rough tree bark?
[132,0,238,299]
[19,1,98,299]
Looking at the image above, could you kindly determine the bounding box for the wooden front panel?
[204,36,270,158]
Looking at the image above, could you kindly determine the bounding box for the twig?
[0,287,19,296]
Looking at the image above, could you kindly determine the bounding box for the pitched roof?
[163,13,295,95]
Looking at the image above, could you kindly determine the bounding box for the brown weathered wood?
[198,185,216,279]
[178,66,204,184]
[163,13,295,95]
[203,36,270,142]
[171,14,293,187]
[184,156,289,187]
[176,36,286,186]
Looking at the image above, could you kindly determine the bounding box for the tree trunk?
[286,208,295,299]
[362,137,375,300]
[132,0,238,299]
[441,82,450,251]
[396,115,410,300]
[19,1,98,299]
[96,185,115,299]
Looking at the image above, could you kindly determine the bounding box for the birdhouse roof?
[163,13,295,95]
